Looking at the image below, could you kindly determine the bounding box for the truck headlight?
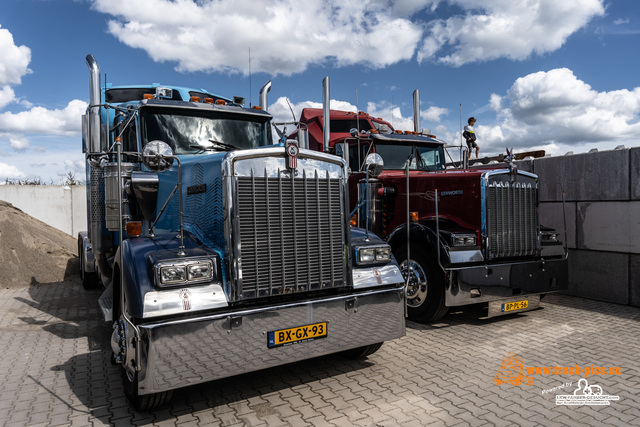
[156,259,214,287]
[540,231,559,243]
[355,245,392,265]
[451,233,477,247]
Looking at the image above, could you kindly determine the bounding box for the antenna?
[356,89,360,133]
[249,47,252,107]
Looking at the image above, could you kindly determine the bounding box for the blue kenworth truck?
[78,55,406,410]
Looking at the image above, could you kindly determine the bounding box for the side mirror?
[364,153,384,177]
[143,140,174,172]
[349,128,359,137]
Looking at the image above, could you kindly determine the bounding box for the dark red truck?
[287,83,568,323]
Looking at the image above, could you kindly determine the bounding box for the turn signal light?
[126,221,143,237]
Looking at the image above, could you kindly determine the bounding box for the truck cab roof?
[103,84,232,105]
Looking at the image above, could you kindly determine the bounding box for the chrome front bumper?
[136,286,405,395]
[445,256,568,306]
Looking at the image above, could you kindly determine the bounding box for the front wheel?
[395,246,448,323]
[341,342,383,359]
[121,367,173,411]
[78,238,99,290]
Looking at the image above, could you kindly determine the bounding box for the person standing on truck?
[463,117,479,159]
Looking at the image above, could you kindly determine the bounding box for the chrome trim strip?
[143,283,228,318]
[352,264,404,289]
[449,250,484,264]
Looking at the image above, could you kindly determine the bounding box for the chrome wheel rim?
[400,258,428,308]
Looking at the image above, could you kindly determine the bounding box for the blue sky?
[1,0,639,183]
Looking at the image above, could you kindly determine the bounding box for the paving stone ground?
[1,277,639,426]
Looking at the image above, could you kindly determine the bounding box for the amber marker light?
[216,99,227,105]
[350,214,358,227]
[252,105,262,110]
[204,98,214,104]
[143,94,153,99]
[410,212,419,223]
[190,96,201,102]
[126,221,143,237]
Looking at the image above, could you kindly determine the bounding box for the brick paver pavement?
[1,278,638,426]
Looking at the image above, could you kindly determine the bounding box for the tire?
[121,367,173,411]
[395,246,448,323]
[78,239,99,290]
[341,342,384,360]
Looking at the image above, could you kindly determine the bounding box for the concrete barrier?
[0,185,87,237]
[529,146,640,307]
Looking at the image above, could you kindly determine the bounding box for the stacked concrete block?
[531,147,640,306]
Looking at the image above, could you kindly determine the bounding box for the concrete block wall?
[0,185,87,237]
[523,147,640,306]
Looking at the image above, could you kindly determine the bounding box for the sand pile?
[0,200,78,288]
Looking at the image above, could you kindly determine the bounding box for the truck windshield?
[141,108,271,154]
[374,143,445,171]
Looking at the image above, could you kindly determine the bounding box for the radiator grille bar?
[235,169,346,300]
[486,179,538,259]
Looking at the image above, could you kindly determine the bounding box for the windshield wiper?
[208,139,239,151]
[189,139,239,152]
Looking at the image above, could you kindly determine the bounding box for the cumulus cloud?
[0,25,31,86]
[0,162,25,180]
[0,86,16,110]
[0,99,87,137]
[9,136,29,151]
[418,0,605,66]
[479,68,640,154]
[92,0,423,76]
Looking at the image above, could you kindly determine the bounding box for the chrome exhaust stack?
[86,54,102,153]
[322,76,330,153]
[259,80,271,112]
[413,89,420,133]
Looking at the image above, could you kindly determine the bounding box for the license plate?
[502,300,529,312]
[267,322,327,348]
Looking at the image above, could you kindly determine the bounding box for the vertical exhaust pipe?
[259,80,271,112]
[322,76,330,153]
[86,54,101,152]
[413,89,420,133]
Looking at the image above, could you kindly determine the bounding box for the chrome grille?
[485,176,538,259]
[234,169,346,300]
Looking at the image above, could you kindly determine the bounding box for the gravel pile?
[0,200,78,288]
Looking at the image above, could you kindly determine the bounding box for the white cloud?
[0,86,16,110]
[0,162,25,180]
[422,106,449,122]
[477,68,640,155]
[0,99,87,136]
[9,136,29,151]
[0,25,31,86]
[92,0,423,76]
[614,18,630,25]
[418,0,605,66]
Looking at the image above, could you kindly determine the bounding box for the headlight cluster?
[451,233,477,247]
[156,259,214,287]
[356,245,392,265]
